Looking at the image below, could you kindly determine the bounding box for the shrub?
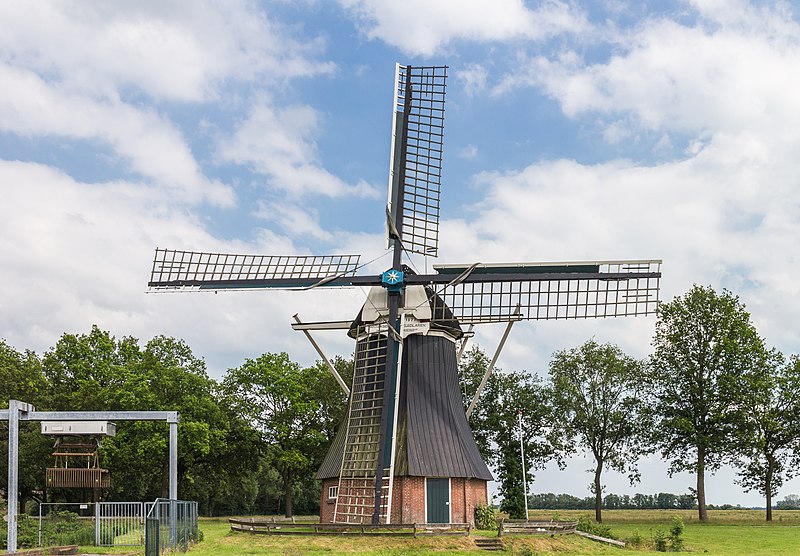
[628,529,643,547]
[474,503,498,530]
[653,528,668,552]
[669,515,685,551]
[576,515,617,540]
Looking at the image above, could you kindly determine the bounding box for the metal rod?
[465,312,519,418]
[519,411,529,520]
[293,314,350,396]
[6,400,30,553]
[169,421,178,500]
[457,324,474,360]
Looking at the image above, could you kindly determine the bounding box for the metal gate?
[95,501,145,546]
[37,503,95,548]
[144,499,199,555]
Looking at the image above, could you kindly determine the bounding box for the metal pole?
[7,400,20,553]
[466,309,520,418]
[169,421,178,499]
[518,411,529,520]
[293,314,350,396]
[95,499,101,546]
[169,420,178,547]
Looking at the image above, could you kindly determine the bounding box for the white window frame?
[328,485,339,500]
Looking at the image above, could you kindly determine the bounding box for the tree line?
[464,285,800,523]
[0,327,349,517]
[527,491,798,510]
[1,284,799,523]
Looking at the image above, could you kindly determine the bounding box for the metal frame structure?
[147,62,663,526]
[1,400,179,553]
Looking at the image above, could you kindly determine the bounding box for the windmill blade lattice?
[387,65,447,257]
[149,248,361,290]
[430,260,661,324]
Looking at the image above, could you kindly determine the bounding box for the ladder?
[333,332,390,524]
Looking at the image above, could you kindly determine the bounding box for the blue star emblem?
[381,269,404,291]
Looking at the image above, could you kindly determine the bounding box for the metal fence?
[144,499,199,556]
[96,501,146,546]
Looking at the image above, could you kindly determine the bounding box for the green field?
[180,510,800,555]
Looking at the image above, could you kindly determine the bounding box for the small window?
[328,485,339,499]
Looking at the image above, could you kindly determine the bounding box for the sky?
[2,0,799,507]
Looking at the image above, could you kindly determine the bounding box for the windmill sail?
[148,248,361,290]
[430,260,662,323]
[387,64,447,257]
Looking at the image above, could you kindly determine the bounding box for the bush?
[653,528,668,552]
[628,529,643,548]
[669,515,685,551]
[474,503,498,530]
[575,515,617,540]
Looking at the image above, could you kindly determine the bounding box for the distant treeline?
[529,492,695,510]
[529,492,800,510]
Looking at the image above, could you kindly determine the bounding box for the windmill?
[148,64,661,525]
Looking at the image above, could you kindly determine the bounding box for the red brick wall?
[449,477,488,524]
[319,477,338,523]
[321,476,488,525]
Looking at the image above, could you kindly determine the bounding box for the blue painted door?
[426,478,450,523]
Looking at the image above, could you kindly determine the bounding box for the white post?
[518,411,529,520]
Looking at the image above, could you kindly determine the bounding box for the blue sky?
[2,0,800,506]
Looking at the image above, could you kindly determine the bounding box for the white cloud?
[457,144,479,159]
[0,63,233,205]
[0,160,369,376]
[497,4,800,141]
[456,64,488,97]
[218,100,380,198]
[339,0,589,56]
[0,1,333,102]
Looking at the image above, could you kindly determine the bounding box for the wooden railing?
[498,519,578,537]
[45,468,110,488]
[229,518,471,537]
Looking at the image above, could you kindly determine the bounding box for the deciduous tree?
[548,340,651,522]
[734,353,800,521]
[222,352,343,517]
[649,285,767,522]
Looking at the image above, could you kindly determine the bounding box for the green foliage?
[461,347,560,519]
[473,503,498,530]
[776,494,800,509]
[628,529,643,547]
[575,515,616,539]
[222,352,349,516]
[733,354,800,521]
[669,515,685,551]
[653,528,668,551]
[649,285,768,521]
[548,339,651,522]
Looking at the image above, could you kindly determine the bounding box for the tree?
[548,340,651,522]
[0,340,51,510]
[734,353,800,521]
[776,494,800,509]
[649,285,767,522]
[460,347,558,518]
[222,352,345,517]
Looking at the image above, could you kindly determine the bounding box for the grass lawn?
[39,509,797,555]
[183,510,800,555]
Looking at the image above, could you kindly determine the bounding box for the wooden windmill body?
[148,64,662,525]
